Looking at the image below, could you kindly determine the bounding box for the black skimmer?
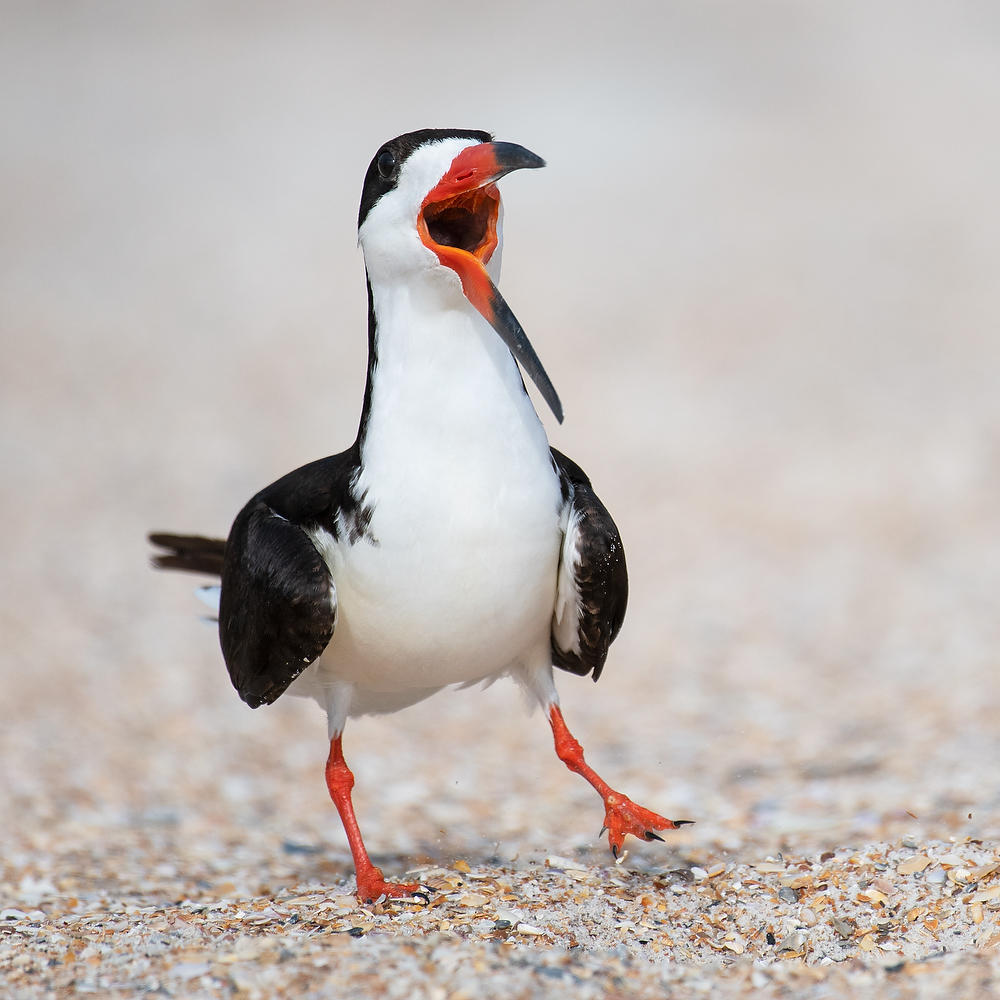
[151,129,688,903]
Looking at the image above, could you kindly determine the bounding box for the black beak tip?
[492,141,546,173]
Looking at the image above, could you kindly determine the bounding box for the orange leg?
[324,735,422,903]
[547,705,692,857]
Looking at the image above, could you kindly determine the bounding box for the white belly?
[325,474,561,695]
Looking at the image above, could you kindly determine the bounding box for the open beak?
[417,142,563,424]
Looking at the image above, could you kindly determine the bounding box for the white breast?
[305,279,563,715]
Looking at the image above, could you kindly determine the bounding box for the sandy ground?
[3,2,1000,997]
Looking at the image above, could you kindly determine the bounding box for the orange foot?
[355,865,427,904]
[601,793,693,858]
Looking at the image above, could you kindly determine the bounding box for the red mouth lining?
[418,184,500,264]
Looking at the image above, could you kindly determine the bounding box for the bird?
[150,128,689,903]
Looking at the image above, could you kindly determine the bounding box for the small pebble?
[778,931,806,953]
[545,855,587,872]
[832,917,856,939]
[516,923,545,936]
[172,961,212,981]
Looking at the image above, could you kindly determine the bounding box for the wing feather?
[219,500,336,708]
[152,450,367,709]
[550,449,628,681]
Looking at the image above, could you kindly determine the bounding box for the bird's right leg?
[324,732,422,903]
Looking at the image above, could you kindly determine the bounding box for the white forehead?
[398,137,482,204]
[359,137,481,243]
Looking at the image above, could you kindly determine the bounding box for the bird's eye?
[376,149,396,180]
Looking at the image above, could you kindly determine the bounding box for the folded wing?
[550,449,628,681]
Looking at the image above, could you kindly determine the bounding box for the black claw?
[611,844,619,859]
[599,825,608,839]
[644,830,665,842]
[672,819,695,827]
[411,889,431,903]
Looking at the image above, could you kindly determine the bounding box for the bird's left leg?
[523,664,691,857]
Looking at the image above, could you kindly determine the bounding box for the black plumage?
[149,533,225,575]
[549,449,628,682]
[218,449,372,708]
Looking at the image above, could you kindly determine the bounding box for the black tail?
[149,533,226,577]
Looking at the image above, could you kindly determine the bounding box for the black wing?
[218,448,366,709]
[550,449,628,682]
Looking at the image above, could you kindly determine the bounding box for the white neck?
[358,272,551,486]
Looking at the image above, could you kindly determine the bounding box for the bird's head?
[357,129,562,423]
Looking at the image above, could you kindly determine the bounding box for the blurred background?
[2,1,999,870]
